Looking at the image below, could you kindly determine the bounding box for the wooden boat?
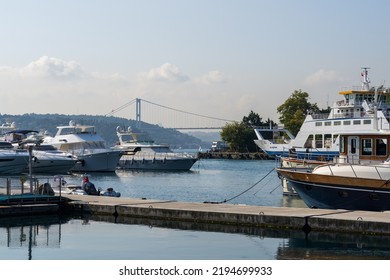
[277,163,390,211]
[277,130,390,211]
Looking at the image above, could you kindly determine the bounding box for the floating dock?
[62,195,390,236]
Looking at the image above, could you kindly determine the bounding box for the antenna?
[361,67,371,91]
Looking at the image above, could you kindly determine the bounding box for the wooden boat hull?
[276,168,390,211]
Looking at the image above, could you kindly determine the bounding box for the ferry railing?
[280,147,336,162]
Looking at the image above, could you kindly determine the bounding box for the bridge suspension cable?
[105,98,237,129]
[141,99,236,123]
[105,98,137,117]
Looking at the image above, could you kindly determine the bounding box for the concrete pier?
[0,203,59,216]
[62,194,390,236]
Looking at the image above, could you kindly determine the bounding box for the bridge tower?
[136,98,141,128]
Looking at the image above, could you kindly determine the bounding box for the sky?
[0,0,389,126]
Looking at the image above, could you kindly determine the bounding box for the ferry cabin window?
[334,121,341,126]
[353,120,361,125]
[333,134,339,143]
[324,121,331,126]
[315,134,323,148]
[304,135,314,148]
[343,120,351,125]
[376,138,387,156]
[315,122,322,127]
[363,120,371,125]
[362,139,372,155]
[324,134,332,148]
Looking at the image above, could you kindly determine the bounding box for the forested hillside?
[0,114,206,148]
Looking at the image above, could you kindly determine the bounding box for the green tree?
[242,110,262,127]
[277,90,319,136]
[242,110,276,128]
[220,122,257,152]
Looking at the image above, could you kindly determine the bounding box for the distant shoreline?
[197,151,272,160]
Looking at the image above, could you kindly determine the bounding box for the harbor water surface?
[2,159,390,260]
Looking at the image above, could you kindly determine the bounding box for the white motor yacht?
[4,129,77,174]
[43,121,122,172]
[113,126,198,171]
[26,144,77,174]
[0,141,29,174]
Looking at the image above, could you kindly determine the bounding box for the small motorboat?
[51,175,121,197]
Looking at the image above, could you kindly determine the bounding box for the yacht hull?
[0,153,28,174]
[118,156,198,171]
[71,151,122,172]
[29,158,76,174]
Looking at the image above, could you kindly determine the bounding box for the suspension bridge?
[105,98,237,130]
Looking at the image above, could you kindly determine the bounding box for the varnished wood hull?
[276,168,390,211]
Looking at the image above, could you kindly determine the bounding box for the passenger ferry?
[254,68,390,160]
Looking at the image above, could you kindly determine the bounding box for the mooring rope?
[203,168,275,204]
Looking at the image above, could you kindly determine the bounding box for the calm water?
[2,159,390,260]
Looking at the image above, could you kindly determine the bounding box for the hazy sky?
[1,0,389,125]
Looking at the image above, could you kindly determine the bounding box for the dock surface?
[63,194,390,235]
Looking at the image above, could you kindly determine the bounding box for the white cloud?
[303,69,341,86]
[20,56,84,79]
[0,57,251,122]
[198,70,226,84]
[138,63,189,82]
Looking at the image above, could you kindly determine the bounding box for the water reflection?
[0,215,72,260]
[89,214,390,260]
[1,214,390,259]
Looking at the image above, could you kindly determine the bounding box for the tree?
[277,90,319,136]
[242,110,276,128]
[242,110,262,127]
[220,122,257,152]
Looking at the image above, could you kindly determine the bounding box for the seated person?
[82,176,98,195]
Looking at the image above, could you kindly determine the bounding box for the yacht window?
[353,120,361,125]
[340,136,345,153]
[362,138,372,156]
[350,138,356,154]
[343,121,351,125]
[324,121,331,126]
[315,122,322,127]
[333,121,341,126]
[376,138,387,156]
[363,120,371,125]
